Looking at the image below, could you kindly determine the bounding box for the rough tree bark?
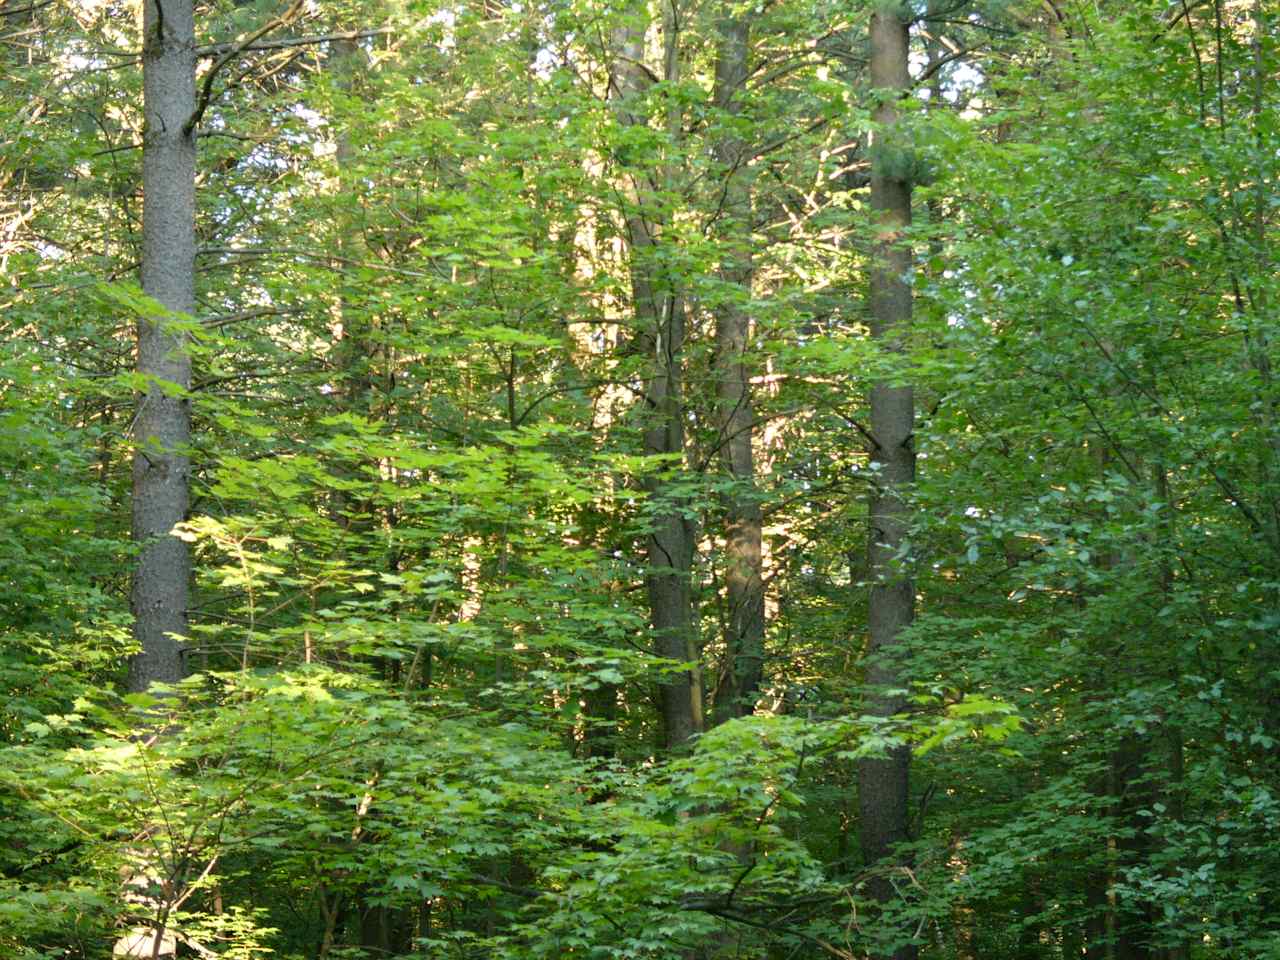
[129,0,195,693]
[708,10,764,728]
[857,7,917,960]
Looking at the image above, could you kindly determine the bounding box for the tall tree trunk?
[583,679,619,759]
[119,9,197,953]
[1155,724,1189,960]
[611,0,702,749]
[1084,850,1109,960]
[643,291,700,750]
[329,35,376,535]
[857,8,917,960]
[129,0,196,693]
[1112,737,1154,960]
[709,10,764,728]
[326,35,396,685]
[332,36,375,430]
[1153,464,1189,960]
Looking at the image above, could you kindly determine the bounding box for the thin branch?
[1180,0,1208,123]
[93,141,142,157]
[752,117,829,162]
[914,41,988,87]
[195,27,392,58]
[185,0,306,137]
[198,129,267,143]
[0,0,54,16]
[201,306,300,329]
[681,900,856,960]
[1159,0,1215,35]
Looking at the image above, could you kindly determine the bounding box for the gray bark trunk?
[129,0,196,693]
[709,13,763,727]
[857,9,917,960]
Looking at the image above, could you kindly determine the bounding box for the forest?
[1,0,1277,957]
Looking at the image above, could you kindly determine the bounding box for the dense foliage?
[0,0,1276,958]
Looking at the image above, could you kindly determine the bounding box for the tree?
[708,3,764,728]
[857,6,917,959]
[609,0,703,749]
[129,0,196,692]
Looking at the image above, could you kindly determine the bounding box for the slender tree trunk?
[709,10,764,728]
[1113,737,1155,960]
[1153,464,1190,960]
[326,36,398,684]
[332,36,375,427]
[612,0,701,749]
[359,901,391,955]
[1085,849,1109,960]
[857,8,917,960]
[329,35,376,534]
[583,679,619,759]
[129,0,196,693]
[1155,724,1189,960]
[644,296,700,750]
[704,32,763,940]
[1083,438,1164,960]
